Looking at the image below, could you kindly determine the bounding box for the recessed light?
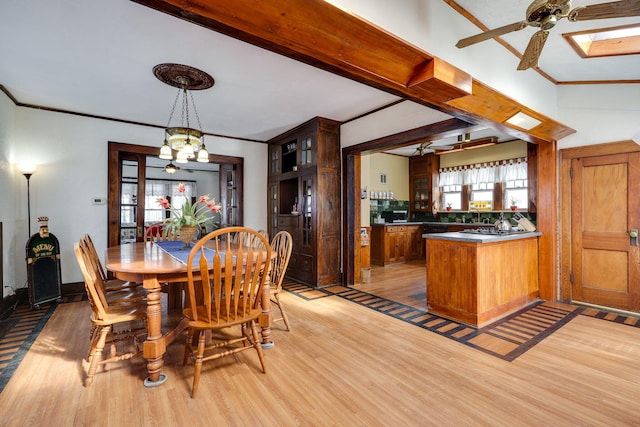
[506,112,541,130]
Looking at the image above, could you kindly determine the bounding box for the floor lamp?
[18,164,36,237]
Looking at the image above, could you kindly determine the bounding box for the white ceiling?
[0,0,637,158]
[454,0,640,82]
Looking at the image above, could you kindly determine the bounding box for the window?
[439,158,527,211]
[470,182,494,210]
[442,184,462,210]
[505,180,528,209]
[145,180,197,224]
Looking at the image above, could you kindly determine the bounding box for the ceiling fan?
[456,0,640,70]
[147,162,194,174]
[413,142,455,156]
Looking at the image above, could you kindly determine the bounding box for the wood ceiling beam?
[133,0,575,144]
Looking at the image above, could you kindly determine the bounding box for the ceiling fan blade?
[517,30,549,70]
[456,21,528,48]
[569,0,640,21]
[433,145,455,150]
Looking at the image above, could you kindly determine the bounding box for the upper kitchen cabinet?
[409,154,439,215]
[267,117,341,287]
[268,119,328,177]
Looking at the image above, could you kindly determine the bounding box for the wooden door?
[571,152,640,311]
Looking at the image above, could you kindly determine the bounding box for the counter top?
[371,221,491,227]
[371,222,424,226]
[422,231,542,243]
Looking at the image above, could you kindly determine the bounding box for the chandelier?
[153,63,215,164]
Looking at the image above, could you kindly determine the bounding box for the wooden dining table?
[105,241,274,387]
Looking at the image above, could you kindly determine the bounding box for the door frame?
[341,118,556,301]
[107,141,244,247]
[559,140,640,303]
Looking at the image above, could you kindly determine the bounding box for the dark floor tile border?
[0,303,58,394]
[285,282,640,362]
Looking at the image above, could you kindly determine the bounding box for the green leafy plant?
[156,183,221,229]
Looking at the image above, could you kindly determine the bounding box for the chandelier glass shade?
[154,63,215,165]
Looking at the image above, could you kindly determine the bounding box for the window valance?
[438,158,527,186]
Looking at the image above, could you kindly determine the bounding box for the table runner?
[154,240,223,266]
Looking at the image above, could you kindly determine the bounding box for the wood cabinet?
[409,154,439,215]
[406,225,423,259]
[267,117,341,287]
[371,224,422,266]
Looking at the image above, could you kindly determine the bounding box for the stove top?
[460,228,528,235]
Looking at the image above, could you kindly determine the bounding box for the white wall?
[557,84,640,149]
[5,102,267,289]
[0,89,18,297]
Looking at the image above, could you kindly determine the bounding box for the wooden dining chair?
[182,226,272,398]
[79,234,146,303]
[269,231,293,331]
[231,228,268,248]
[144,222,178,242]
[74,242,148,387]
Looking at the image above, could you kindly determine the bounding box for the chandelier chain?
[189,89,204,137]
[182,87,189,129]
[166,88,181,128]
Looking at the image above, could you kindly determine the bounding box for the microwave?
[381,210,408,223]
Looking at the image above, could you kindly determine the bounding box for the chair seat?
[105,278,143,292]
[90,305,147,325]
[184,305,262,329]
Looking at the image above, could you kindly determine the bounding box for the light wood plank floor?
[1,267,640,425]
[354,259,427,310]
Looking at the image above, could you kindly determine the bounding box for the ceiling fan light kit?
[456,0,640,70]
[164,162,177,174]
[153,63,214,167]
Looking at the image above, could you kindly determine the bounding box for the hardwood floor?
[355,259,427,310]
[1,264,640,425]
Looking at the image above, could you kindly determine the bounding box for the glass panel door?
[118,157,146,244]
[269,181,278,239]
[225,167,237,226]
[301,175,314,248]
[120,173,138,244]
[413,177,430,211]
[300,135,312,165]
[219,163,239,227]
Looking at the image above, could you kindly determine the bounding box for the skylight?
[563,24,640,58]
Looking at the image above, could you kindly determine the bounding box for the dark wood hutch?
[409,154,439,216]
[267,117,341,287]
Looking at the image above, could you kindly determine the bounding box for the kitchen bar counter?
[424,231,540,327]
[423,230,542,243]
[372,221,490,227]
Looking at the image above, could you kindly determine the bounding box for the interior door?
[571,152,640,311]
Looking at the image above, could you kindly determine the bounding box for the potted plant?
[509,197,519,211]
[446,202,452,212]
[156,183,221,248]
